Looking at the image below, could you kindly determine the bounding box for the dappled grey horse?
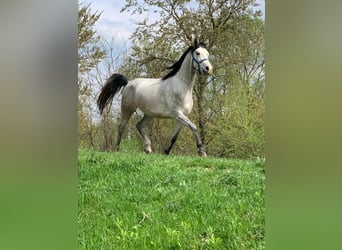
[97,41,213,156]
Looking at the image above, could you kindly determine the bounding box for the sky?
[86,0,265,43]
[85,0,159,42]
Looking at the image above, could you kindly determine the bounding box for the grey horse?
[97,41,213,156]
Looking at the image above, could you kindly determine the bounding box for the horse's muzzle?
[205,65,213,74]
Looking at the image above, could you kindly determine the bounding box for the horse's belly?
[139,104,172,118]
[136,93,172,118]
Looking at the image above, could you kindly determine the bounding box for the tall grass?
[78,150,265,249]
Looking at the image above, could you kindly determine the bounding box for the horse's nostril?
[206,66,209,71]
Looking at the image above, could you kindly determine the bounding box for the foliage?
[78,149,265,249]
[78,2,106,150]
[79,36,129,151]
[78,2,105,79]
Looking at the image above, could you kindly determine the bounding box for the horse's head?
[192,42,213,75]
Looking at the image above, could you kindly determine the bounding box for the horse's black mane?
[162,42,207,81]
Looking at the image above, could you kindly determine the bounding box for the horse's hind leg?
[115,111,134,151]
[116,119,128,151]
[136,115,153,154]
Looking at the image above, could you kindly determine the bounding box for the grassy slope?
[78,150,265,249]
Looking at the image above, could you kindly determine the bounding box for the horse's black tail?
[97,73,128,115]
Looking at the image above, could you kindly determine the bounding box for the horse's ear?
[204,39,209,47]
[192,37,198,46]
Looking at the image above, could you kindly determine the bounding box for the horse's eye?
[196,52,200,55]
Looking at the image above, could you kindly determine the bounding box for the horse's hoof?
[198,151,207,157]
[144,147,152,154]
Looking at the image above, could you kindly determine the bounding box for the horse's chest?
[173,91,193,114]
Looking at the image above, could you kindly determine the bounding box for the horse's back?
[129,77,161,87]
[124,77,171,117]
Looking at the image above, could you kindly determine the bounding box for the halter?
[192,51,209,75]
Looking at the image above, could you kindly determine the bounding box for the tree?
[85,36,129,151]
[78,2,105,148]
[120,0,265,158]
[78,2,105,79]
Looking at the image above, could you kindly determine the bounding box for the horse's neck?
[175,52,196,89]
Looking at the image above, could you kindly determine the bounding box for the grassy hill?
[78,150,265,249]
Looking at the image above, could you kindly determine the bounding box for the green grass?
[78,149,265,249]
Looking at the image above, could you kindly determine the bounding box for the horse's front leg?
[164,122,182,155]
[174,112,207,157]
